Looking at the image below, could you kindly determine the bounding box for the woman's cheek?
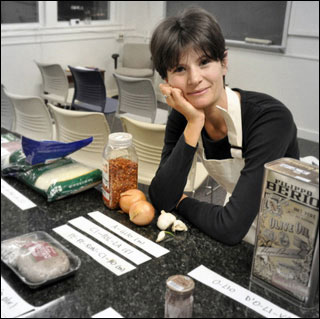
[168,75,183,88]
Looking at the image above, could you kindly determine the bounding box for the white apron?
[197,87,256,244]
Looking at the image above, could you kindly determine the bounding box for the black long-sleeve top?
[149,88,300,245]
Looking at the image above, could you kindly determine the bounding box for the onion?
[129,200,155,226]
[119,189,146,213]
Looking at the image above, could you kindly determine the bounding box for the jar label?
[167,280,185,291]
[22,241,58,262]
[102,184,109,201]
[102,160,111,206]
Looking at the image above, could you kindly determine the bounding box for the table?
[1,131,319,318]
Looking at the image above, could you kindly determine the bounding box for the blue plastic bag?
[22,136,93,165]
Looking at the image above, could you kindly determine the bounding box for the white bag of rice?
[11,157,101,201]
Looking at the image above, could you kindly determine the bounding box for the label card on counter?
[53,224,136,276]
[1,147,10,157]
[188,265,299,318]
[92,307,123,318]
[69,216,151,265]
[1,179,36,210]
[88,211,169,258]
[1,277,35,318]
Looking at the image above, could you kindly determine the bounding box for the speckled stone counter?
[1,140,319,318]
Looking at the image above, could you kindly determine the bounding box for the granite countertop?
[1,133,319,318]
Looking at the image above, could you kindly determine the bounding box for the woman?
[149,7,299,245]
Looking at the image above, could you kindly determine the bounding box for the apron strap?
[231,147,242,159]
[216,87,243,152]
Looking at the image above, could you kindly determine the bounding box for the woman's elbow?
[208,224,247,246]
[149,176,182,212]
[149,179,173,212]
[220,233,243,246]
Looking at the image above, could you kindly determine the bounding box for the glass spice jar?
[102,132,138,209]
[165,275,195,318]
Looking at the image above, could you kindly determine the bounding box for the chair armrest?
[112,54,120,69]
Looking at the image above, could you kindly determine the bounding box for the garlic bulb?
[172,220,188,232]
[157,210,176,230]
[156,231,166,242]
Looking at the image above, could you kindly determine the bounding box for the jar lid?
[108,132,132,147]
[166,275,195,295]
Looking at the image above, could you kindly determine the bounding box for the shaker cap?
[109,132,132,147]
[166,275,195,295]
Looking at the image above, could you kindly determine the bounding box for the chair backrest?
[35,61,69,101]
[120,115,165,185]
[68,66,106,112]
[122,43,153,69]
[3,88,54,140]
[1,84,16,131]
[113,73,157,123]
[48,103,110,170]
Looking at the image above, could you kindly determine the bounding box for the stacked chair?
[68,65,118,116]
[112,43,154,78]
[48,103,111,170]
[3,87,55,140]
[120,115,208,196]
[1,84,16,131]
[35,61,74,109]
[113,73,168,124]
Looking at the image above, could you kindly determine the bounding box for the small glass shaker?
[165,275,195,318]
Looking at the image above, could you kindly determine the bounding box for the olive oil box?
[251,158,319,308]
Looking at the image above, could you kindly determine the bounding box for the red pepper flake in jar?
[103,157,138,209]
[102,133,138,210]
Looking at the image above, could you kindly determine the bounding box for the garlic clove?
[157,210,177,230]
[172,220,188,232]
[156,231,166,242]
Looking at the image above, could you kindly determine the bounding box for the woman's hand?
[159,83,205,125]
[160,83,204,147]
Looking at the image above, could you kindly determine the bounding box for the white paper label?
[1,147,10,156]
[69,216,151,265]
[188,265,299,318]
[88,211,169,258]
[294,176,311,183]
[1,179,36,210]
[92,307,123,318]
[53,224,136,276]
[18,296,67,318]
[1,277,35,318]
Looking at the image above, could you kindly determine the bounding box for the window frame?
[56,1,111,25]
[1,1,119,33]
[1,1,44,30]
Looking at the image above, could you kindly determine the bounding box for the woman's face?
[166,48,227,109]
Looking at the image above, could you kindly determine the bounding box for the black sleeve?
[176,106,299,245]
[149,110,196,211]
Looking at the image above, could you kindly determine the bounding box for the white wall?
[1,2,133,98]
[1,1,319,142]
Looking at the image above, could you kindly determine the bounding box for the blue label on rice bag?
[22,136,93,165]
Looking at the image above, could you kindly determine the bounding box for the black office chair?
[68,65,118,114]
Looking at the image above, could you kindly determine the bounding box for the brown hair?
[150,7,226,79]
